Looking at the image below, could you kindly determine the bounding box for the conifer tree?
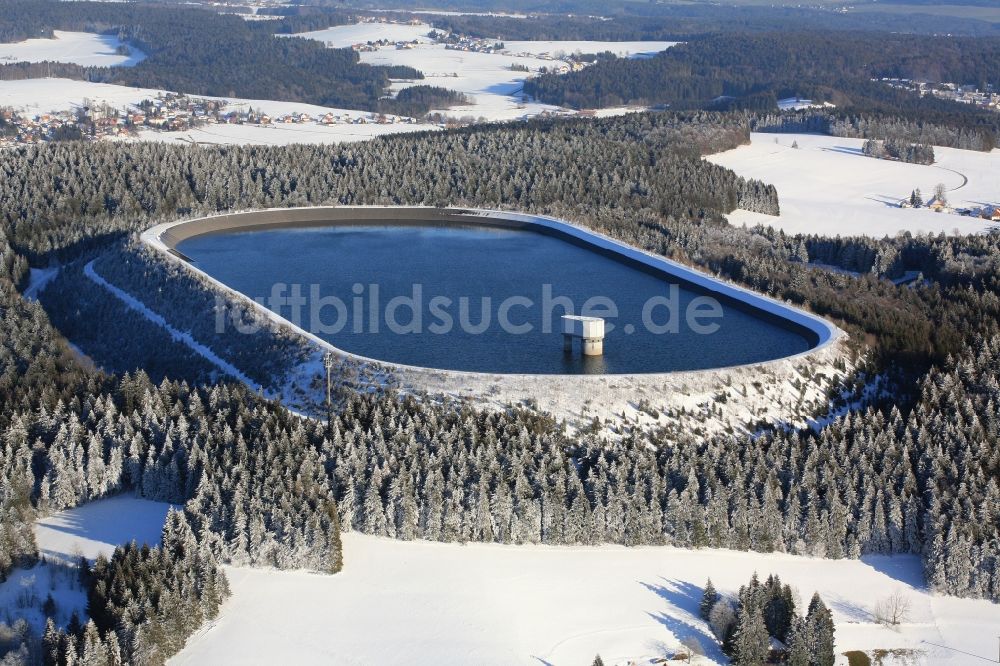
[731,601,770,665]
[806,593,835,666]
[701,578,720,620]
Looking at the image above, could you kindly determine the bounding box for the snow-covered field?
[131,119,438,146]
[0,496,172,633]
[363,45,567,121]
[502,40,676,58]
[290,22,678,121]
[170,532,1000,666]
[287,21,437,48]
[1,23,678,141]
[776,97,835,111]
[0,78,167,115]
[708,132,1000,237]
[0,31,146,67]
[34,495,173,564]
[6,478,1000,665]
[0,78,439,145]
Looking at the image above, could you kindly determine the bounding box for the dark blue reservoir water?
[178,224,812,374]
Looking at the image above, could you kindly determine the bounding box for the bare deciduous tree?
[873,590,911,627]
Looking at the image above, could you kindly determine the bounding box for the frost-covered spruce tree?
[806,593,835,666]
[783,615,810,666]
[700,578,719,620]
[730,600,770,665]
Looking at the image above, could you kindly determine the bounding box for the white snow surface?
[130,120,438,146]
[0,78,439,145]
[34,495,174,564]
[707,132,1000,237]
[22,266,58,301]
[0,31,146,67]
[361,44,567,121]
[0,497,173,633]
[289,22,678,121]
[776,97,834,111]
[502,40,676,58]
[170,532,1000,666]
[286,21,436,48]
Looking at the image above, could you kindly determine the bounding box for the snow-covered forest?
[1,107,1000,663]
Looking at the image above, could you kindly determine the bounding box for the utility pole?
[323,352,335,434]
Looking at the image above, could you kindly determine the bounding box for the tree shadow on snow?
[859,554,925,589]
[820,146,865,157]
[640,578,728,663]
[827,598,873,623]
[36,495,172,561]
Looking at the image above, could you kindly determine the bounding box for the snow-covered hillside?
[34,496,173,564]
[288,21,437,48]
[171,532,1000,666]
[290,22,678,122]
[0,23,679,142]
[132,117,437,147]
[5,481,1000,665]
[0,78,439,146]
[707,132,1000,237]
[0,31,146,67]
[363,45,567,121]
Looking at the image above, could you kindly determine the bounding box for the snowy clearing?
[34,495,174,564]
[776,97,835,111]
[171,532,1000,666]
[707,132,1000,237]
[0,31,145,67]
[129,120,438,146]
[286,21,436,48]
[0,496,172,633]
[0,78,180,116]
[0,77,382,119]
[22,266,58,301]
[501,40,676,59]
[289,22,677,121]
[363,45,567,121]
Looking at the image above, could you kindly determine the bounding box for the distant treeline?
[0,1,421,112]
[525,31,1000,147]
[332,0,1000,36]
[753,110,998,152]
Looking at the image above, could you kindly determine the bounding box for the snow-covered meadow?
[290,22,678,121]
[287,21,437,48]
[5,490,1000,664]
[776,98,835,111]
[0,22,678,142]
[707,132,1000,237]
[0,78,440,146]
[170,532,1000,666]
[0,31,146,67]
[128,118,438,147]
[0,497,173,634]
[364,45,568,121]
